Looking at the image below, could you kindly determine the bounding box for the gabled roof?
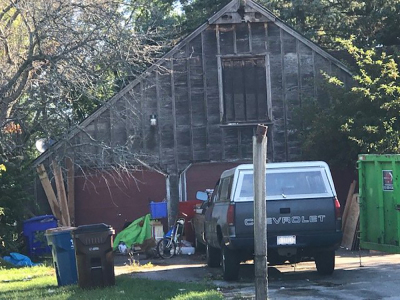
[33,0,352,166]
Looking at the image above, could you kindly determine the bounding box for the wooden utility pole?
[253,125,268,299]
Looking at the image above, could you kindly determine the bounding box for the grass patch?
[0,265,222,300]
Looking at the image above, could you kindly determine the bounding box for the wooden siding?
[57,19,351,172]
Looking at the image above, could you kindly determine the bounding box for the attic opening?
[221,56,269,124]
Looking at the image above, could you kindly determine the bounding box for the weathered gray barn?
[33,0,352,232]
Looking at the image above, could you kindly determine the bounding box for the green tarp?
[113,214,151,250]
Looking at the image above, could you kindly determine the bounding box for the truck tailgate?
[235,197,336,237]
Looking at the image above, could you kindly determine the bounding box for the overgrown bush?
[0,160,35,256]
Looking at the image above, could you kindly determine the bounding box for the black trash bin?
[71,223,115,289]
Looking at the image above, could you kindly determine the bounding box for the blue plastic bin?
[46,227,78,286]
[23,215,57,256]
[150,201,167,219]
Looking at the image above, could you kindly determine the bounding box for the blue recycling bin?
[46,227,78,286]
[23,215,57,256]
[150,201,167,219]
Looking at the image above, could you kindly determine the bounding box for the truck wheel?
[206,243,221,268]
[315,250,335,275]
[221,244,240,281]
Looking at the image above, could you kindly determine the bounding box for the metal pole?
[253,125,268,299]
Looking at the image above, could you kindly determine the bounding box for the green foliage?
[180,0,231,33]
[0,159,35,256]
[178,0,400,50]
[0,266,223,300]
[263,0,400,49]
[296,40,400,167]
[340,41,400,153]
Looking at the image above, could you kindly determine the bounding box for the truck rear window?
[236,169,332,200]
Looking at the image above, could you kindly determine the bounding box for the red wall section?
[75,169,166,233]
[185,162,243,201]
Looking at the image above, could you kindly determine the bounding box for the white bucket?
[180,246,195,255]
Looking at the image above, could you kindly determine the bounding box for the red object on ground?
[179,200,202,244]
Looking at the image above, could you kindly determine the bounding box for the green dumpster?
[358,154,400,253]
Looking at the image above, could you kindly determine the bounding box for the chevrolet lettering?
[245,215,326,226]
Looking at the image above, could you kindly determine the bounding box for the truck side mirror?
[196,191,208,201]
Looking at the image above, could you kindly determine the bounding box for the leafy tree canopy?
[179,0,400,49]
[0,0,180,162]
[295,40,400,168]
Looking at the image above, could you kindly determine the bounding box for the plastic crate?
[23,215,58,256]
[150,201,167,219]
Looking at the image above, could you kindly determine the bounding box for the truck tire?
[206,243,221,268]
[315,250,335,275]
[195,236,205,251]
[221,244,240,281]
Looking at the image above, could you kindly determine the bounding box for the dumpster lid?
[73,223,113,234]
[24,215,57,224]
[45,226,76,235]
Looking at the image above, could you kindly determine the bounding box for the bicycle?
[156,212,187,259]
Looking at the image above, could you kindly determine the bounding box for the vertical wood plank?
[65,157,75,226]
[216,24,221,55]
[216,24,226,160]
[140,81,146,150]
[296,40,302,107]
[170,59,179,172]
[233,24,237,54]
[216,25,224,123]
[264,22,273,161]
[201,31,210,160]
[264,22,272,119]
[280,28,289,161]
[342,180,356,230]
[248,23,253,53]
[186,44,195,161]
[51,160,70,226]
[265,54,272,121]
[109,104,115,163]
[156,71,162,163]
[341,194,360,249]
[36,164,62,222]
[313,51,317,99]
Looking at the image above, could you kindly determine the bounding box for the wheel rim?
[158,239,175,258]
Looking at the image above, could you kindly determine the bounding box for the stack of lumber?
[36,159,75,227]
[341,180,360,250]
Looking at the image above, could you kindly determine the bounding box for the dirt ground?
[114,249,400,299]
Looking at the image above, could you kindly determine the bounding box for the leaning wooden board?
[341,194,360,249]
[342,180,356,231]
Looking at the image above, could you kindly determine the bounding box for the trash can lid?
[72,223,113,234]
[24,215,57,224]
[45,226,76,236]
